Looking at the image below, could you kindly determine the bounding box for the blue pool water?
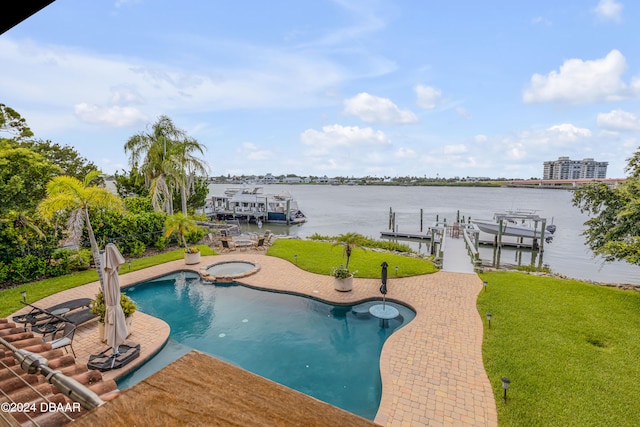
[117,272,415,420]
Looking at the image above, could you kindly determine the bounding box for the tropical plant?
[164,213,200,253]
[90,289,137,323]
[170,136,209,215]
[331,264,352,279]
[37,171,124,288]
[332,232,367,270]
[124,115,208,215]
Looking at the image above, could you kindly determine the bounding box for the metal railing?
[0,336,104,426]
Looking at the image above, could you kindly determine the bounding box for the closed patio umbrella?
[103,243,128,356]
[380,262,388,308]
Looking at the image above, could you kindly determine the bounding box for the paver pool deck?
[9,253,498,426]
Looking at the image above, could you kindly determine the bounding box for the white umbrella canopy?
[103,243,128,352]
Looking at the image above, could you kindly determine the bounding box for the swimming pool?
[117,272,415,420]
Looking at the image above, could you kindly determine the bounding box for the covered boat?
[203,186,307,225]
[471,210,551,239]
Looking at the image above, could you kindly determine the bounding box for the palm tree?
[170,136,208,215]
[332,232,367,270]
[164,213,200,252]
[124,116,208,215]
[37,171,124,288]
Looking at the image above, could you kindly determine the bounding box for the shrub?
[46,249,71,277]
[308,233,332,241]
[309,232,412,253]
[185,227,206,245]
[128,240,146,257]
[9,254,47,283]
[154,235,168,251]
[90,289,137,322]
[69,249,91,271]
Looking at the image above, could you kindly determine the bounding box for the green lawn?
[478,271,640,426]
[265,238,437,278]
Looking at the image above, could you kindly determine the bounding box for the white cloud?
[239,142,273,161]
[0,37,348,127]
[415,85,442,109]
[443,144,468,155]
[343,92,418,124]
[300,124,391,156]
[456,107,472,119]
[394,147,416,158]
[547,123,592,141]
[522,49,630,104]
[474,134,488,143]
[597,109,640,131]
[531,16,552,26]
[74,103,147,127]
[593,0,623,22]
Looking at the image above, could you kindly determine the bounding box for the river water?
[207,184,638,285]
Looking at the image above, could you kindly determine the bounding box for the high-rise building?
[543,157,608,180]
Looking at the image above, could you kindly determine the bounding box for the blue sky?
[2,0,640,179]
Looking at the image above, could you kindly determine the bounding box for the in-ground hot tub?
[200,260,260,283]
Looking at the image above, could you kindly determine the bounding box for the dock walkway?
[442,228,476,274]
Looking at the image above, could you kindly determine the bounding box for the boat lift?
[481,210,548,252]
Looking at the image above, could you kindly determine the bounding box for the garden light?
[501,377,511,403]
[21,291,27,303]
[486,312,492,328]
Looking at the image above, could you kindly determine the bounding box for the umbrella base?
[88,341,140,372]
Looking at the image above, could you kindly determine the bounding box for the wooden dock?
[478,239,534,249]
[380,231,432,240]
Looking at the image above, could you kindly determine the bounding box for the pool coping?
[8,253,498,426]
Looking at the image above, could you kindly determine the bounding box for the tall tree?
[170,136,208,215]
[124,115,208,215]
[0,103,33,138]
[572,149,640,265]
[37,171,124,288]
[0,141,63,214]
[20,139,98,180]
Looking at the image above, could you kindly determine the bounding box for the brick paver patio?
[9,252,497,426]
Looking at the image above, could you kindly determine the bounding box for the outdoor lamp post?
[20,291,26,303]
[294,254,298,265]
[395,266,399,276]
[501,377,511,403]
[486,313,492,328]
[483,281,488,291]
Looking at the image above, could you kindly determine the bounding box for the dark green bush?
[69,249,91,271]
[154,235,168,250]
[128,240,146,257]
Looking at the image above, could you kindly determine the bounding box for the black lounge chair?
[12,298,92,327]
[87,341,140,372]
[31,307,98,335]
